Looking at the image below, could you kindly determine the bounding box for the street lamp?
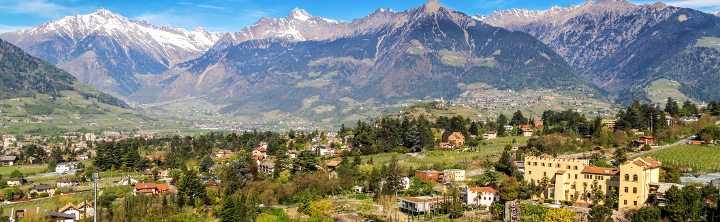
[93,173,99,222]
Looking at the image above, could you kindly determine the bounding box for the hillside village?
[2,0,720,221]
[0,99,717,221]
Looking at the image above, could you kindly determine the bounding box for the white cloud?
[0,24,27,34]
[663,0,720,8]
[631,0,720,11]
[196,4,226,10]
[0,0,78,18]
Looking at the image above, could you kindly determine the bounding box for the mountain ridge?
[136,0,596,128]
[475,0,720,103]
[0,8,225,97]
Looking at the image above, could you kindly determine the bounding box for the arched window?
[633,174,638,181]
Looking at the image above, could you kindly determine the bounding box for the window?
[543,172,547,176]
[599,185,602,190]
[557,164,560,168]
[567,165,570,169]
[575,174,578,179]
[542,163,545,167]
[529,171,532,175]
[571,185,576,189]
[633,187,637,193]
[534,162,537,166]
[625,187,629,193]
[574,166,578,170]
[634,201,637,206]
[633,174,638,181]
[625,174,629,181]
[624,200,627,205]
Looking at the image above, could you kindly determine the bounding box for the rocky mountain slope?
[141,0,595,122]
[476,0,720,103]
[0,9,224,96]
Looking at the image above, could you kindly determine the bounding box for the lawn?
[643,144,720,172]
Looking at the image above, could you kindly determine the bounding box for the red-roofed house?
[252,148,267,158]
[326,161,342,170]
[132,183,170,196]
[463,187,498,209]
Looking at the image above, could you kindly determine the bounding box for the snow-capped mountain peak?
[0,8,227,96]
[211,8,348,50]
[288,8,311,21]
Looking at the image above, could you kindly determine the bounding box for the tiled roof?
[555,170,566,174]
[156,183,169,192]
[538,154,553,159]
[633,157,661,169]
[29,184,55,190]
[468,187,497,194]
[56,178,76,183]
[58,203,80,213]
[0,156,17,161]
[326,161,342,167]
[133,183,157,189]
[45,211,75,219]
[581,166,619,175]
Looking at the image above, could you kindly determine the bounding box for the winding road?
[558,119,720,160]
[629,119,720,158]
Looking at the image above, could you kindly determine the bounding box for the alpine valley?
[2,0,719,130]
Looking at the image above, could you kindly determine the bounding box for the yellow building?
[444,169,466,183]
[524,154,660,209]
[447,132,465,146]
[618,157,660,210]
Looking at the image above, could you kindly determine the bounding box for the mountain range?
[150,0,590,113]
[476,0,720,103]
[2,0,720,128]
[0,9,223,97]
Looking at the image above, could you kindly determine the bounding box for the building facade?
[443,169,466,183]
[524,154,660,210]
[618,157,660,210]
[415,170,444,182]
[462,187,498,209]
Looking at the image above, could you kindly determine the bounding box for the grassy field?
[643,144,720,172]
[2,191,93,215]
[0,83,171,135]
[696,37,720,49]
[645,79,694,106]
[0,165,48,177]
[360,136,525,170]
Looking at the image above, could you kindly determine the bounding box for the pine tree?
[682,100,698,115]
[510,111,528,126]
[665,97,680,117]
[404,125,422,152]
[199,155,214,172]
[469,122,479,136]
[382,156,402,195]
[219,159,252,195]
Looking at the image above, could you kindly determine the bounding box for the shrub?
[39,192,49,197]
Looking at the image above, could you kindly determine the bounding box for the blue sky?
[0,0,718,33]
